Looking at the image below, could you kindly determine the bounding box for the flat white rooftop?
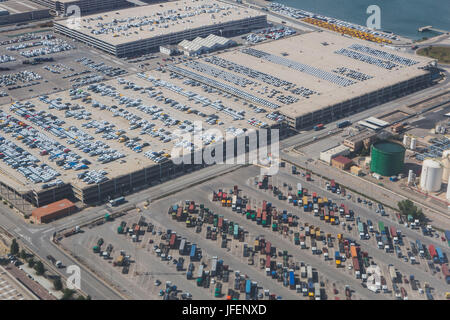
[200,31,435,119]
[55,0,265,46]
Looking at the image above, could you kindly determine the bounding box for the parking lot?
[0,29,135,102]
[60,208,294,300]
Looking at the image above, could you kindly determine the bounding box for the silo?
[442,150,450,183]
[410,138,416,151]
[402,135,410,147]
[420,159,443,192]
[407,170,415,184]
[447,179,450,201]
[370,141,405,176]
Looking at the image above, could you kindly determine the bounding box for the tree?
[10,239,19,255]
[60,289,76,300]
[34,261,45,276]
[19,249,27,259]
[28,258,35,268]
[398,200,425,222]
[53,278,63,291]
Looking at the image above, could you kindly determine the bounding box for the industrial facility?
[0,68,286,211]
[53,0,267,57]
[370,141,406,177]
[182,32,438,130]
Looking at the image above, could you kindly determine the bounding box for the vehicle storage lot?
[0,30,133,102]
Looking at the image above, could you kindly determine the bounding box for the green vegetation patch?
[417,46,450,64]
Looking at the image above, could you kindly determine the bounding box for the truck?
[311,239,317,255]
[169,233,177,249]
[300,234,306,249]
[211,257,218,276]
[436,247,445,264]
[378,221,385,234]
[429,245,438,263]
[314,283,321,300]
[294,232,300,245]
[300,265,307,278]
[190,244,197,261]
[442,264,450,284]
[233,224,239,239]
[335,251,341,267]
[313,123,324,131]
[416,239,424,257]
[109,196,125,207]
[352,257,360,278]
[389,265,397,283]
[330,180,336,193]
[337,120,351,128]
[358,222,365,239]
[215,282,222,298]
[196,264,204,286]
[305,265,312,281]
[390,226,398,244]
[179,238,186,255]
[289,269,295,289]
[313,203,319,216]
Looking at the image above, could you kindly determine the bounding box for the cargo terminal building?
[0,0,51,26]
[53,0,267,57]
[0,69,286,211]
[29,0,145,16]
[192,32,437,130]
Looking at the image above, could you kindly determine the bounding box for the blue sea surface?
[275,0,450,40]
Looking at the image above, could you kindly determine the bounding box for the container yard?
[54,0,267,57]
[56,164,450,299]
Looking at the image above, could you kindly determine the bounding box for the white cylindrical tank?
[402,135,410,146]
[447,178,450,201]
[442,150,450,183]
[410,138,416,150]
[420,159,443,192]
[408,170,415,184]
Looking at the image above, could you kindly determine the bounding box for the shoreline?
[249,0,445,45]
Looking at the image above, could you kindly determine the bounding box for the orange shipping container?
[350,246,358,258]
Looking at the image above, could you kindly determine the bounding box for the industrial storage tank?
[447,179,450,201]
[420,159,443,192]
[442,150,450,183]
[410,138,416,150]
[370,141,405,176]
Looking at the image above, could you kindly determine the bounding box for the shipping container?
[429,244,438,262]
[179,239,186,255]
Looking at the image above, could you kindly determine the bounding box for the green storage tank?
[370,141,405,176]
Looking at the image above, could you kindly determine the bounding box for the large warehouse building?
[0,0,51,26]
[29,0,152,16]
[183,32,437,130]
[53,0,267,57]
[0,68,285,211]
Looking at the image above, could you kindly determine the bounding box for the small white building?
[178,34,236,56]
[319,145,350,164]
